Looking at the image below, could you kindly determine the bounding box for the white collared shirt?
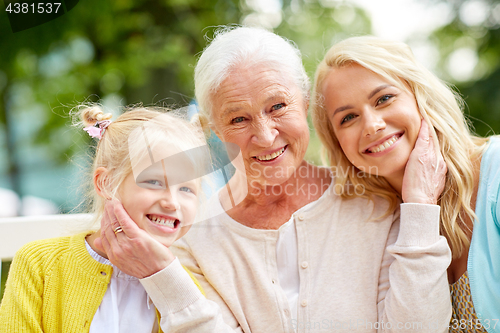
[276,220,300,322]
[85,241,158,333]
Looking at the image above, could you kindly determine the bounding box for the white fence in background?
[0,214,93,296]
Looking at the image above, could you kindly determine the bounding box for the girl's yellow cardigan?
[0,232,204,332]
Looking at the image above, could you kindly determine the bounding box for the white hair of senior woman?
[194,26,310,129]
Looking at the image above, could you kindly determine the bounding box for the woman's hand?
[401,119,447,204]
[94,200,176,279]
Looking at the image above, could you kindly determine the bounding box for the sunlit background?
[1,0,500,217]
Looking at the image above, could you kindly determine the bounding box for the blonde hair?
[311,36,489,259]
[74,104,207,229]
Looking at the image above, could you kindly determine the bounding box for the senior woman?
[96,26,452,332]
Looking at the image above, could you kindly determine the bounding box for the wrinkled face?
[117,161,199,248]
[210,64,310,186]
[321,64,421,184]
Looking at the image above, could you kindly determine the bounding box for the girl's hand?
[94,200,176,279]
[401,119,447,204]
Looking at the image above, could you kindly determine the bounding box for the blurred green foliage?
[429,0,500,136]
[0,0,243,162]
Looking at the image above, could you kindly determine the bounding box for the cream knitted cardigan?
[142,184,452,332]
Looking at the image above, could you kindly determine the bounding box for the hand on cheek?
[402,119,447,204]
[95,199,176,279]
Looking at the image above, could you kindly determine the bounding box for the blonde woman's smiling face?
[321,64,421,187]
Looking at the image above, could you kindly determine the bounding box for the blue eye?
[377,95,393,105]
[180,186,196,194]
[143,179,163,187]
[231,117,245,124]
[340,114,356,125]
[271,103,285,111]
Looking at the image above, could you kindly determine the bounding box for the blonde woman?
[312,36,500,333]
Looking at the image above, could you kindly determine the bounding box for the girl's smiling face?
[117,161,199,248]
[321,64,422,190]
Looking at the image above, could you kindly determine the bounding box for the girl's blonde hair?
[74,104,207,229]
[311,36,489,259]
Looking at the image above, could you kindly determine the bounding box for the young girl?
[312,36,500,333]
[0,105,207,332]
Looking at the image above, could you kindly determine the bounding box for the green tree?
[429,0,500,136]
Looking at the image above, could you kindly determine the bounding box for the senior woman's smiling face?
[210,64,309,186]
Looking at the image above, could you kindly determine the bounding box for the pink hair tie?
[84,120,112,140]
